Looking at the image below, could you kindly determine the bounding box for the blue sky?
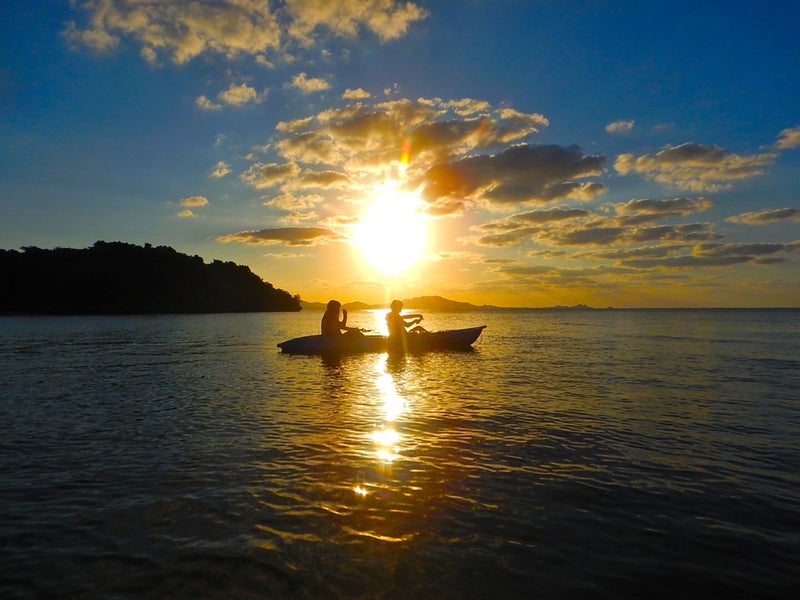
[2,0,799,307]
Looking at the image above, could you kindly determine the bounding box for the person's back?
[321,300,344,336]
[386,309,405,339]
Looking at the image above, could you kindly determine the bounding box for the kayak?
[277,325,486,355]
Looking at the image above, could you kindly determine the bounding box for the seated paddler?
[321,300,364,337]
[385,299,428,343]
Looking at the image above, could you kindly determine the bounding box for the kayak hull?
[278,326,486,355]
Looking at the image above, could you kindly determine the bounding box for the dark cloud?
[628,223,723,243]
[419,144,607,208]
[694,242,789,258]
[726,208,800,225]
[616,197,713,215]
[619,241,795,269]
[534,220,723,247]
[241,162,301,189]
[474,228,538,247]
[276,132,341,164]
[622,256,743,268]
[245,98,553,214]
[497,264,556,276]
[296,169,355,189]
[541,226,627,246]
[586,244,692,260]
[479,208,591,232]
[474,206,721,249]
[495,263,603,287]
[323,110,400,154]
[424,198,469,217]
[613,197,713,225]
[409,119,491,162]
[216,227,343,246]
[615,142,776,192]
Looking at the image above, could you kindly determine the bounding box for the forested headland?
[0,241,301,314]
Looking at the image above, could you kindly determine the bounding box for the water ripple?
[1,311,799,598]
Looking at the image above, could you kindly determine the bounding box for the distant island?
[301,296,480,311]
[1,241,301,314]
[302,296,607,311]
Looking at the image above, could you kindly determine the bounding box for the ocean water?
[1,309,798,599]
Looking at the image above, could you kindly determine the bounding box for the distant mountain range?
[301,295,605,311]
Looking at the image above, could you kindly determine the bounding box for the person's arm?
[339,309,366,333]
[402,313,423,326]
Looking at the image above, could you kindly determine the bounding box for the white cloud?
[285,0,428,44]
[197,83,266,110]
[287,72,331,94]
[195,95,222,111]
[218,83,266,105]
[343,88,371,100]
[276,116,315,133]
[64,0,427,64]
[210,161,231,178]
[776,126,800,149]
[140,46,159,65]
[255,55,275,68]
[605,120,635,134]
[65,1,282,64]
[179,196,209,207]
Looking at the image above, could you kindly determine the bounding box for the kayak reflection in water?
[321,300,365,337]
[386,299,428,343]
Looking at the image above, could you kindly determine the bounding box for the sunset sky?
[2,1,799,307]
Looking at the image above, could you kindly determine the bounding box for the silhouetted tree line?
[0,241,301,314]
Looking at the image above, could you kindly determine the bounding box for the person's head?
[326,300,341,313]
[390,299,403,313]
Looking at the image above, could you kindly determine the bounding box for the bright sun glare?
[353,180,427,276]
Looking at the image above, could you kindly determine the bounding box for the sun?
[353,180,428,276]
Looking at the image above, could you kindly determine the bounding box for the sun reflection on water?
[375,372,405,422]
[352,357,409,496]
[370,427,400,446]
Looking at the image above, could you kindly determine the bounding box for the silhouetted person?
[321,300,364,336]
[386,299,427,342]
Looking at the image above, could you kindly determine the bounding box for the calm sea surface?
[1,309,798,599]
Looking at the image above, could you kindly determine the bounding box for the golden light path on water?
[353,359,407,499]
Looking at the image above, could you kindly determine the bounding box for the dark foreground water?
[1,309,798,599]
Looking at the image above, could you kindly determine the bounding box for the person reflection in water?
[386,300,427,344]
[321,300,364,337]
